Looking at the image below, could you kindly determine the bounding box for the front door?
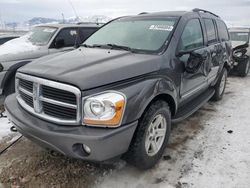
[176,18,210,100]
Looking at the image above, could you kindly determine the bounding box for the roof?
[34,23,101,29]
[128,9,220,19]
[134,11,189,18]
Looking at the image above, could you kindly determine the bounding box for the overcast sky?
[1,0,250,26]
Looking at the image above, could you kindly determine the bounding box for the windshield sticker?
[70,30,77,36]
[43,28,56,33]
[149,25,174,31]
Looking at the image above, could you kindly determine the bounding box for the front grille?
[19,79,33,92]
[19,90,33,107]
[43,101,77,120]
[16,73,81,125]
[42,85,76,105]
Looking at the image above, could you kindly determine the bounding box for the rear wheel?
[124,100,171,169]
[238,59,250,77]
[211,68,227,101]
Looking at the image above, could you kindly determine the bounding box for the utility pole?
[62,13,65,24]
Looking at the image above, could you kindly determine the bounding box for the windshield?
[84,17,177,52]
[230,32,249,42]
[26,26,57,46]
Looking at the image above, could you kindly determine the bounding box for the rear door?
[203,18,221,84]
[215,20,231,71]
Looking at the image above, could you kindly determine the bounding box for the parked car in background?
[0,35,20,45]
[5,9,231,169]
[0,23,100,103]
[229,28,250,77]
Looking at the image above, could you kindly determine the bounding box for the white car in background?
[0,23,100,103]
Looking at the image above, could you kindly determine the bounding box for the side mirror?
[185,52,204,74]
[54,38,65,49]
[177,50,204,74]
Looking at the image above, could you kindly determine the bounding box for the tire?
[4,75,15,97]
[211,68,227,101]
[124,100,171,170]
[237,59,250,77]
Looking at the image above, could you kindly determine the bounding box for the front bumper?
[5,94,138,162]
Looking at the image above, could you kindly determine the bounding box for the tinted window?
[0,37,15,45]
[79,27,98,43]
[84,18,177,52]
[204,19,217,44]
[216,20,229,41]
[179,19,204,51]
[55,28,78,47]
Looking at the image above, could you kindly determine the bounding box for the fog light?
[83,144,91,154]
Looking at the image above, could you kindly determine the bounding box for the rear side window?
[179,19,204,51]
[79,28,98,43]
[204,19,217,44]
[55,28,78,47]
[216,20,229,41]
[0,38,13,45]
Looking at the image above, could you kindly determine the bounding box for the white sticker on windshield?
[149,25,174,31]
[43,28,56,33]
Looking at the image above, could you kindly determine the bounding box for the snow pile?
[0,33,38,56]
[0,113,12,141]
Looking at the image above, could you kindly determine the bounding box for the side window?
[204,19,217,44]
[179,19,204,51]
[216,20,229,41]
[54,28,78,47]
[79,28,98,43]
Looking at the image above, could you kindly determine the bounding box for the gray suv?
[0,23,100,103]
[5,9,231,169]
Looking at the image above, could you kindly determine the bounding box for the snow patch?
[0,113,12,141]
[0,34,38,56]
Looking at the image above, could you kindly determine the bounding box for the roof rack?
[192,8,219,18]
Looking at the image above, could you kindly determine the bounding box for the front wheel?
[211,68,227,101]
[124,100,171,169]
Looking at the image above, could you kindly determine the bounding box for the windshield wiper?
[106,44,134,52]
[82,43,135,52]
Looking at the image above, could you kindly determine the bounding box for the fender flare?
[2,61,32,94]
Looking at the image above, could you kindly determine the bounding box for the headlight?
[234,51,243,57]
[83,91,126,127]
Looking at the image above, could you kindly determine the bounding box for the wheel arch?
[2,61,32,95]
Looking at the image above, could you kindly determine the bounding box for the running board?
[172,89,215,123]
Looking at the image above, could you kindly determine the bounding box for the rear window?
[216,20,229,41]
[229,32,249,42]
[204,19,217,44]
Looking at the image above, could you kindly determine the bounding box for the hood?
[19,47,162,90]
[0,35,47,62]
[231,41,247,49]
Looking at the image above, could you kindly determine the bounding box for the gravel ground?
[0,76,250,188]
